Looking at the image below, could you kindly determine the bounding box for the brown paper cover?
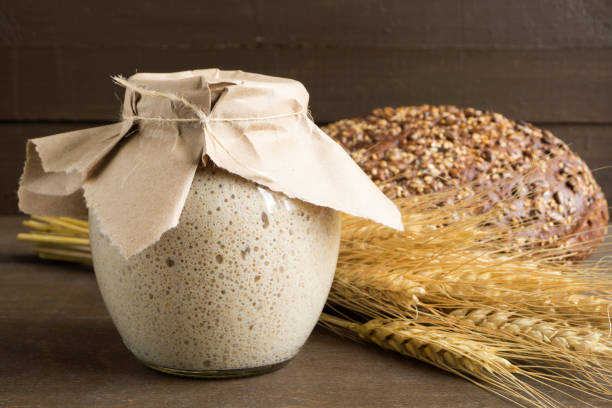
[19,69,402,257]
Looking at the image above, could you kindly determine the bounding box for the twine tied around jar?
[113,76,310,125]
[113,75,315,184]
[19,69,403,258]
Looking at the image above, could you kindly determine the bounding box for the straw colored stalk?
[446,308,611,355]
[333,210,612,358]
[328,277,612,361]
[320,314,518,375]
[17,185,612,405]
[320,313,559,408]
[326,283,612,401]
[337,197,612,330]
[328,195,612,403]
[17,217,92,265]
[333,257,612,330]
[439,308,612,396]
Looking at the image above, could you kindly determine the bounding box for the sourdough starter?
[90,166,341,372]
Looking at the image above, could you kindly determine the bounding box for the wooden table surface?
[0,215,607,408]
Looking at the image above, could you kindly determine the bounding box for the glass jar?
[89,165,341,378]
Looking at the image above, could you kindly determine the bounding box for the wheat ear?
[447,308,612,356]
[320,313,557,408]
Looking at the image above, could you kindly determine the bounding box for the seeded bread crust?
[323,105,608,260]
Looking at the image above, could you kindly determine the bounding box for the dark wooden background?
[1,0,611,214]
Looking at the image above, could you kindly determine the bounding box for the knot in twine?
[112,76,308,125]
[112,75,312,183]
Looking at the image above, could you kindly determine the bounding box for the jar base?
[143,359,292,379]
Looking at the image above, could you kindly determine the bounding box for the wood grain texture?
[1,47,611,123]
[1,2,611,404]
[0,216,513,408]
[2,122,611,214]
[2,0,611,49]
[1,215,610,407]
[0,0,611,213]
[1,0,611,122]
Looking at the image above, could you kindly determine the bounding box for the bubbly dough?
[90,166,341,371]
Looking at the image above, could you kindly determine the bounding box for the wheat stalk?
[334,246,612,332]
[17,187,612,406]
[17,217,92,264]
[446,308,612,355]
[326,279,612,402]
[333,260,612,330]
[320,313,561,408]
[327,191,612,405]
[337,195,612,331]
[320,313,517,374]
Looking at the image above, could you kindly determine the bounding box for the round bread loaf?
[322,105,608,260]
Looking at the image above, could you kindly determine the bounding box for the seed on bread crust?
[323,105,609,261]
